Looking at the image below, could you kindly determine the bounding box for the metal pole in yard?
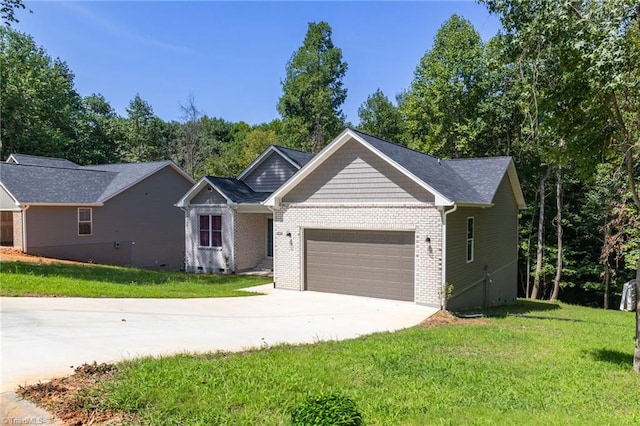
[634,258,640,373]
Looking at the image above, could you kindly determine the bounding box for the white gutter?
[440,204,458,310]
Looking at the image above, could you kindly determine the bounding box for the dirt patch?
[0,248,88,265]
[419,309,490,328]
[17,362,137,426]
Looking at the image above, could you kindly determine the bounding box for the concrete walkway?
[1,285,437,392]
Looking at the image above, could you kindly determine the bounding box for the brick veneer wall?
[13,211,23,250]
[274,204,443,306]
[234,212,269,271]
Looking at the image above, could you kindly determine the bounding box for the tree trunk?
[603,215,611,310]
[550,165,563,302]
[531,165,552,300]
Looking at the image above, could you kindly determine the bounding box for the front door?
[267,218,274,257]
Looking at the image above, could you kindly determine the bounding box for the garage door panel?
[305,229,415,302]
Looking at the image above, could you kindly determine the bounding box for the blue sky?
[17,1,501,125]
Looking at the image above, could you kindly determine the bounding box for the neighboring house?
[264,128,526,311]
[0,154,195,269]
[175,145,314,273]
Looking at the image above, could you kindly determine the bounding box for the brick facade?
[13,211,23,250]
[234,212,269,271]
[273,204,443,307]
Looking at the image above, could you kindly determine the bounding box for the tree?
[71,94,121,165]
[277,21,348,153]
[402,14,486,158]
[240,129,278,167]
[119,94,165,162]
[0,27,81,160]
[484,0,640,370]
[1,0,29,26]
[175,94,204,177]
[357,89,405,143]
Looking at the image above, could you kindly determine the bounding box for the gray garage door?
[304,229,415,301]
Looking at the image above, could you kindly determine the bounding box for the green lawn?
[82,301,640,425]
[0,261,272,298]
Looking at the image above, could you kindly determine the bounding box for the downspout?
[22,204,30,252]
[440,204,457,310]
[230,205,236,273]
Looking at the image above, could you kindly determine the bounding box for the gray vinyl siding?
[0,186,18,210]
[446,174,519,310]
[25,166,193,270]
[191,186,228,205]
[243,152,298,192]
[283,139,435,204]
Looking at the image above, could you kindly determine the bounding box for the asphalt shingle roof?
[205,177,272,204]
[273,146,315,168]
[8,154,80,169]
[350,128,511,205]
[1,156,178,205]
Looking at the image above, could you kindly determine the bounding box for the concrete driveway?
[1,285,437,392]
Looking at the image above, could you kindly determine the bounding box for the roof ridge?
[348,127,445,162]
[444,156,512,162]
[271,145,311,154]
[2,162,112,173]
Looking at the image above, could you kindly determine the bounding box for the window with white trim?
[78,208,92,236]
[466,217,474,262]
[199,214,222,247]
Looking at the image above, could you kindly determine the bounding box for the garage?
[304,229,415,301]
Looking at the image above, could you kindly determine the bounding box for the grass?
[85,301,640,425]
[0,261,272,298]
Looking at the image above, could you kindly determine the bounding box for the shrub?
[291,393,362,426]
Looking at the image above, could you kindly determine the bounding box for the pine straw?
[17,362,138,426]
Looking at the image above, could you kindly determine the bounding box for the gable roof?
[175,176,272,207]
[177,144,316,207]
[237,145,314,181]
[7,153,81,169]
[265,128,526,208]
[1,155,194,206]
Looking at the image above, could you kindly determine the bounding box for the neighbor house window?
[78,208,92,236]
[466,217,474,263]
[199,215,222,247]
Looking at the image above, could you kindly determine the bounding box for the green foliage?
[0,261,271,298]
[278,21,348,152]
[291,393,362,426]
[357,89,405,143]
[402,14,487,158]
[71,94,121,165]
[118,94,167,162]
[1,0,29,26]
[0,27,81,160]
[83,302,639,424]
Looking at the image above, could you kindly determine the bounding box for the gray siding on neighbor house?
[445,174,519,310]
[191,186,228,205]
[25,166,193,270]
[283,139,435,204]
[243,152,298,192]
[0,186,18,210]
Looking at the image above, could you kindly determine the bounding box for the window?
[78,208,92,235]
[199,215,222,247]
[466,217,474,262]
